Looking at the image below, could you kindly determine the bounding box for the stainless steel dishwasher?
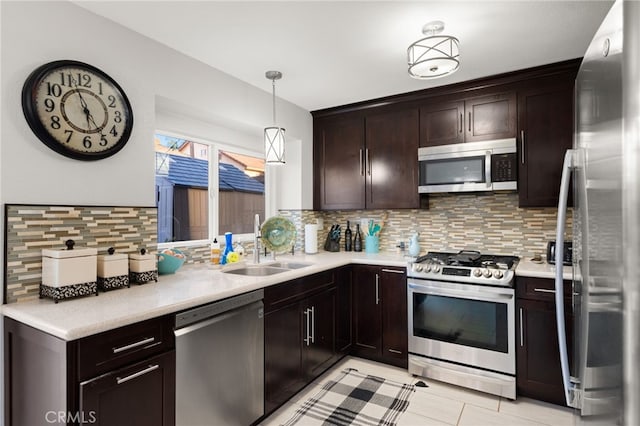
[174,289,264,426]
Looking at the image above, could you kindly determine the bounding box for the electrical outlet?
[360,218,370,232]
[316,217,323,229]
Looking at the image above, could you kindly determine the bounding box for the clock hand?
[70,76,94,129]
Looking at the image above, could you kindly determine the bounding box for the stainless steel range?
[407,250,519,399]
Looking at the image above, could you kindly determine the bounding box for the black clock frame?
[21,60,134,161]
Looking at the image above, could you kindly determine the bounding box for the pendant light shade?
[408,21,459,79]
[264,70,285,165]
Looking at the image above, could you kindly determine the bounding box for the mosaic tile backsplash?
[4,205,157,304]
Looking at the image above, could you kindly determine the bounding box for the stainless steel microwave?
[418,138,518,193]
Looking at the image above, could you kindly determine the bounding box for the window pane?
[155,134,209,242]
[219,150,265,234]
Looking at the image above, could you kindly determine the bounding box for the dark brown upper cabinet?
[314,108,419,210]
[518,80,575,207]
[420,93,516,147]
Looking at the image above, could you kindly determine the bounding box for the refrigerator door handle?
[554,149,578,408]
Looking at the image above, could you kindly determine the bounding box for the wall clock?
[22,60,133,161]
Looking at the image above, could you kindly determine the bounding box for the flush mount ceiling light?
[264,70,285,165]
[407,21,460,79]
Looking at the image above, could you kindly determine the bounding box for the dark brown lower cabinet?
[4,316,176,426]
[264,271,341,415]
[352,265,407,368]
[516,276,573,406]
[335,266,353,354]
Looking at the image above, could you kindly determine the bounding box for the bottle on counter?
[354,224,363,252]
[345,221,353,251]
[210,238,221,264]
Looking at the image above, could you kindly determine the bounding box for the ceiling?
[75,1,614,112]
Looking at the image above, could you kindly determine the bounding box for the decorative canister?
[129,248,158,284]
[40,239,98,303]
[97,247,130,291]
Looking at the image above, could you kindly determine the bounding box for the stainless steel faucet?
[253,214,261,264]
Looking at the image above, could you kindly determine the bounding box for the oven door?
[408,279,515,375]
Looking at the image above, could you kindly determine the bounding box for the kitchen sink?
[268,261,314,269]
[223,266,289,276]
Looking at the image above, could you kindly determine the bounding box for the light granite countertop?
[2,250,574,342]
[1,251,408,341]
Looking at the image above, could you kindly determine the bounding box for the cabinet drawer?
[77,316,174,381]
[516,276,572,301]
[264,270,335,313]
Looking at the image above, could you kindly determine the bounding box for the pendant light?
[407,21,460,79]
[264,70,285,164]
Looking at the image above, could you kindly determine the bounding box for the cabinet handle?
[303,308,312,346]
[459,113,463,133]
[359,149,364,176]
[519,308,524,347]
[381,268,404,274]
[521,130,526,164]
[388,349,402,354]
[116,364,159,385]
[310,306,315,344]
[112,337,155,354]
[468,112,471,132]
[366,149,371,176]
[375,273,380,305]
[534,288,556,294]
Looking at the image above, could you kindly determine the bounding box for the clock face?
[22,60,133,161]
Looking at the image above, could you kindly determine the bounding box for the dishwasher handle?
[175,300,263,337]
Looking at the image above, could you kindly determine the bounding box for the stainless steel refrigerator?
[554,0,640,424]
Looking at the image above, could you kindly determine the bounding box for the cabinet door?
[302,288,337,380]
[352,265,382,358]
[336,266,353,354]
[518,83,574,207]
[419,100,465,147]
[516,298,573,405]
[79,351,175,426]
[265,302,304,414]
[314,116,366,210]
[465,93,517,142]
[380,268,408,368]
[365,108,420,209]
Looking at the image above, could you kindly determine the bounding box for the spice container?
[40,239,98,303]
[129,248,158,284]
[97,247,130,291]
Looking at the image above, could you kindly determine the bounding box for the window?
[154,133,265,243]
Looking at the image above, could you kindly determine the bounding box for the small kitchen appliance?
[97,247,130,291]
[40,239,98,302]
[407,250,519,398]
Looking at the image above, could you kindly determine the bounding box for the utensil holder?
[365,235,379,253]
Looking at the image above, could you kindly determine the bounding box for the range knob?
[482,269,492,278]
[493,270,504,279]
[424,265,432,273]
[413,264,423,272]
[473,269,482,277]
[432,266,441,273]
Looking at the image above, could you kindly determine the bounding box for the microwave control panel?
[491,153,517,182]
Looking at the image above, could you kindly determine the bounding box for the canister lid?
[129,248,154,261]
[42,239,97,258]
[97,247,128,262]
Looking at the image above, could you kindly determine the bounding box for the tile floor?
[260,357,574,426]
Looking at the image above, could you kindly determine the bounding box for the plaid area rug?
[282,368,416,426]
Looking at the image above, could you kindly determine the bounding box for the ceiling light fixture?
[407,21,460,79]
[264,70,285,165]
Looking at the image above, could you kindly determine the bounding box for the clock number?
[107,95,116,108]
[64,130,73,143]
[50,115,61,130]
[83,136,92,149]
[59,72,73,87]
[46,82,62,97]
[100,134,108,146]
[114,111,122,123]
[78,73,91,88]
[109,125,118,137]
[43,98,55,113]
[98,82,103,95]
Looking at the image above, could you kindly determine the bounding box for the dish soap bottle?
[221,232,233,265]
[345,221,353,251]
[354,224,363,252]
[210,238,221,264]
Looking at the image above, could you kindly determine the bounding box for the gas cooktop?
[407,250,520,287]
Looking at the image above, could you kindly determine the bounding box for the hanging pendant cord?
[272,79,277,125]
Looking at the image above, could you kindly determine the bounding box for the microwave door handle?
[485,151,492,188]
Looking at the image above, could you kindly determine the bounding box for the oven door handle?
[408,283,514,302]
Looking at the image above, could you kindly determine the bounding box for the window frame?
[155,129,267,250]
